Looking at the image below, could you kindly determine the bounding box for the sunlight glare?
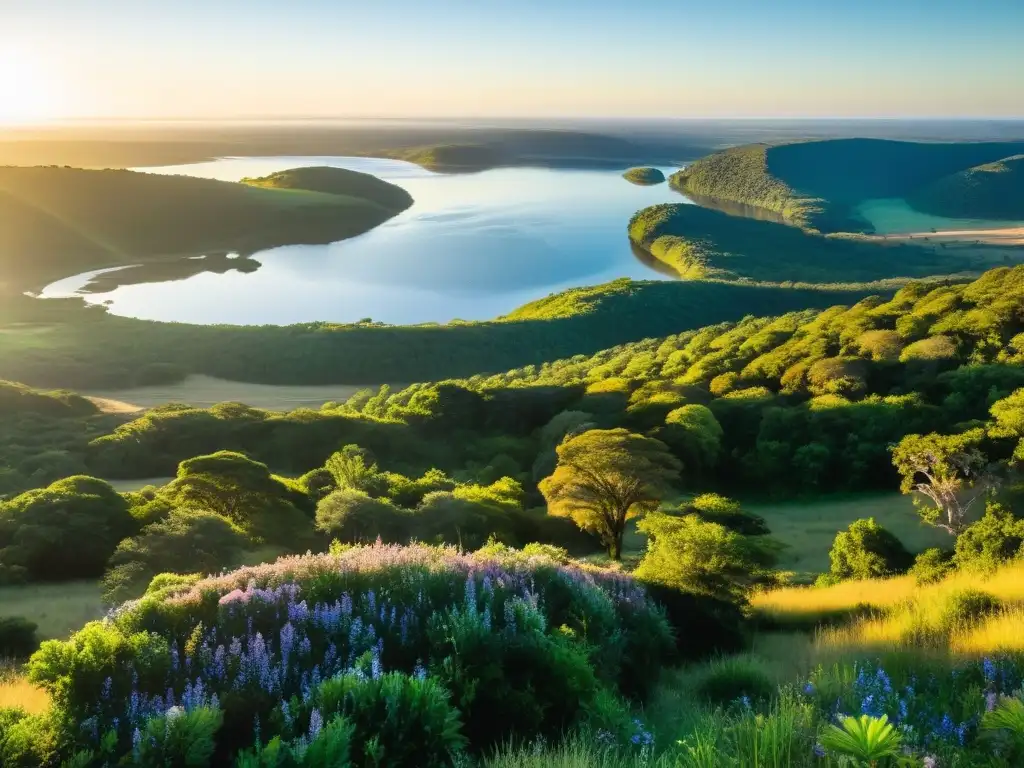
[0,47,60,124]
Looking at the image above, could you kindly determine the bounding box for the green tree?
[828,518,913,581]
[0,476,134,582]
[660,404,723,474]
[539,428,680,559]
[953,503,1024,574]
[101,508,245,604]
[635,511,778,601]
[315,489,409,544]
[891,429,994,536]
[324,445,387,496]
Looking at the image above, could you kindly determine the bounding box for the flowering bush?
[26,542,672,764]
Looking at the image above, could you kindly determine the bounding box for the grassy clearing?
[86,374,377,411]
[749,493,950,573]
[0,675,50,714]
[620,492,947,576]
[0,581,104,641]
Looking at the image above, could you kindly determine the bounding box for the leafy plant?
[819,713,902,766]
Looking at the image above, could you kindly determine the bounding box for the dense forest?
[0,166,412,289]
[0,280,871,389]
[672,139,1024,232]
[909,154,1024,220]
[627,202,978,282]
[622,167,666,185]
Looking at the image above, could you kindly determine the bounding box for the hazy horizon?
[3,0,1023,124]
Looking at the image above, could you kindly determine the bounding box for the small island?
[622,167,666,185]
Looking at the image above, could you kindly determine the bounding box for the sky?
[2,0,1023,122]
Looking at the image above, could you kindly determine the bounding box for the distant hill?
[0,166,412,289]
[622,167,666,185]
[671,139,1024,232]
[240,166,413,211]
[628,202,973,284]
[908,155,1024,220]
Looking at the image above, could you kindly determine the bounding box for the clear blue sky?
[3,0,1023,120]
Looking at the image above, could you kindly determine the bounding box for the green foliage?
[827,518,913,581]
[629,202,965,283]
[0,708,59,767]
[0,476,134,582]
[240,166,413,212]
[539,429,680,559]
[953,503,1024,573]
[102,508,246,603]
[891,428,993,536]
[981,696,1024,763]
[939,589,1000,631]
[307,671,466,765]
[636,511,778,601]
[910,154,1024,220]
[0,617,38,657]
[315,488,409,544]
[659,405,723,476]
[819,714,902,765]
[908,547,953,585]
[0,165,411,289]
[235,715,354,767]
[135,705,223,767]
[622,167,665,185]
[323,445,387,496]
[690,655,776,708]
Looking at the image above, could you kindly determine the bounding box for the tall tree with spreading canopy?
[539,428,680,559]
[891,428,994,536]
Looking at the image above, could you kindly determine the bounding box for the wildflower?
[803,681,815,696]
[165,705,185,721]
[922,756,938,768]
[813,742,826,758]
[987,691,998,712]
[983,657,996,683]
[308,708,323,742]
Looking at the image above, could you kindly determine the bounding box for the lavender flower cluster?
[67,542,666,753]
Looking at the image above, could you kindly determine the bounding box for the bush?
[0,708,59,767]
[940,589,1001,632]
[641,581,746,660]
[0,476,134,581]
[691,655,776,707]
[308,671,465,765]
[315,488,410,544]
[135,705,223,767]
[28,543,670,763]
[236,714,354,767]
[909,548,953,585]
[828,518,913,581]
[954,503,1024,574]
[0,618,38,658]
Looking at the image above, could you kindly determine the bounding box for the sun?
[0,47,61,124]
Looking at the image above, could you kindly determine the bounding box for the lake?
[40,157,689,325]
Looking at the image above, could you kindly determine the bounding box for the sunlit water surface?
[41,157,690,325]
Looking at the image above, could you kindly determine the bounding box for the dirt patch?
[882,227,1024,246]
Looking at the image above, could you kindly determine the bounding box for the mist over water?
[41,157,687,325]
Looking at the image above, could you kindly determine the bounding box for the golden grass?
[0,676,50,714]
[0,581,105,641]
[754,562,1024,660]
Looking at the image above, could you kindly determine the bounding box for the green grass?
[0,581,104,641]
[621,493,949,576]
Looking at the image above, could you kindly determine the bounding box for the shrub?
[828,518,913,581]
[909,548,953,585]
[0,618,38,658]
[135,705,223,767]
[28,543,670,762]
[0,476,134,581]
[641,581,746,660]
[0,708,59,767]
[235,714,354,767]
[954,503,1024,574]
[691,655,776,707]
[939,589,1000,632]
[315,489,410,544]
[307,671,465,765]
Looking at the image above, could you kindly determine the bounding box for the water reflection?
[676,191,790,225]
[41,157,687,325]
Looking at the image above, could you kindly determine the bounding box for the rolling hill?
[671,139,1024,232]
[0,166,412,289]
[908,154,1024,220]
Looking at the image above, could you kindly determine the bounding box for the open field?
[748,493,951,573]
[86,374,378,411]
[621,492,948,574]
[0,581,105,641]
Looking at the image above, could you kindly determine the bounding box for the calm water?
[40,157,689,325]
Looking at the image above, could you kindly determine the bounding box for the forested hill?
[343,265,1024,496]
[908,154,1024,220]
[672,139,1024,231]
[0,166,412,290]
